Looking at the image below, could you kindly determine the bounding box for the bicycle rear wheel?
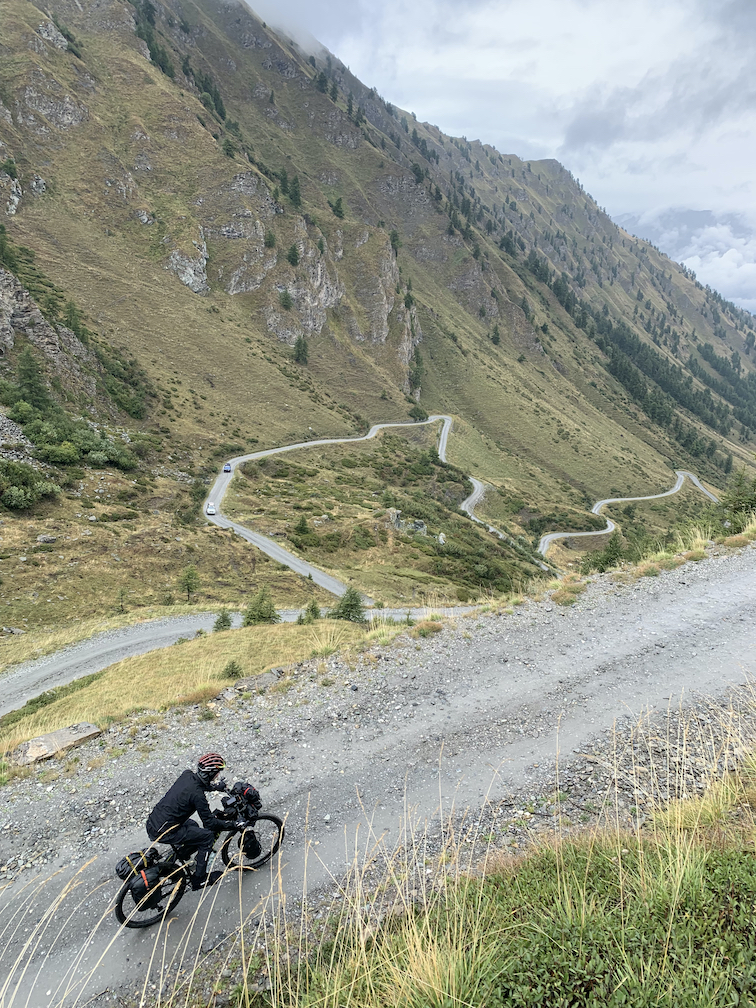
[220,814,285,871]
[114,868,187,928]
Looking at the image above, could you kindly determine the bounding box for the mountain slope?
[0,0,754,614]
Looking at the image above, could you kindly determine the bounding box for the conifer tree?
[329,587,366,622]
[289,175,302,208]
[213,607,232,631]
[17,348,51,411]
[177,564,201,602]
[243,586,280,625]
[293,334,308,364]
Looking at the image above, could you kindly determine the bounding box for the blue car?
[223,463,232,473]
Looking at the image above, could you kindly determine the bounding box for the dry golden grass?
[550,574,588,606]
[0,604,229,675]
[724,534,751,547]
[0,620,366,753]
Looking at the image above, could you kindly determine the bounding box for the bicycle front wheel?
[114,869,187,928]
[220,815,285,871]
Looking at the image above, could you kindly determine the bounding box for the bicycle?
[114,783,285,929]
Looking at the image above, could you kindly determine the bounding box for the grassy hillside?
[0,0,753,620]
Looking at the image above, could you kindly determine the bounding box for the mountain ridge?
[0,0,754,615]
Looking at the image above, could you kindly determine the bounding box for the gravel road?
[1,543,754,1006]
[0,607,467,719]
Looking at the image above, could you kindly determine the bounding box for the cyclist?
[146,752,244,890]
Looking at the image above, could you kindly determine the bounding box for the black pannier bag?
[241,829,261,860]
[115,848,159,881]
[129,865,164,909]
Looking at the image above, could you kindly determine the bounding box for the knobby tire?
[114,869,187,928]
[220,814,285,871]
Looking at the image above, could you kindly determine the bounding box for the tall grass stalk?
[5,689,756,1007]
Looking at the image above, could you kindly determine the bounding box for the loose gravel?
[1,542,755,1006]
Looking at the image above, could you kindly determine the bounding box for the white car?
[206,502,216,515]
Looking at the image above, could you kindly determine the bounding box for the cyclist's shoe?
[191,870,223,891]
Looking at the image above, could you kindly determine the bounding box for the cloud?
[240,0,756,308]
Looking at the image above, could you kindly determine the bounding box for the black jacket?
[146,770,230,837]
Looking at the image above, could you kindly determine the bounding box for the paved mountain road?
[1,545,754,1006]
[204,413,718,574]
[537,469,719,555]
[204,415,456,596]
[0,419,718,718]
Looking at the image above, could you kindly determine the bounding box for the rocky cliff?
[0,0,754,522]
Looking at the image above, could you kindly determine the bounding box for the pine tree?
[316,71,328,92]
[177,564,201,602]
[213,607,232,631]
[287,244,299,266]
[279,290,293,310]
[294,513,310,534]
[289,175,302,208]
[243,586,281,625]
[328,587,366,622]
[293,334,308,364]
[347,93,353,118]
[329,80,337,101]
[602,530,624,567]
[221,659,243,679]
[17,348,51,411]
[279,169,289,195]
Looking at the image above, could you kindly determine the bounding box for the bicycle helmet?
[197,752,226,785]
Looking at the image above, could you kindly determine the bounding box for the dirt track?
[0,543,754,1006]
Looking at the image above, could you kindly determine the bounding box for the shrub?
[0,460,60,510]
[279,290,293,310]
[412,620,443,638]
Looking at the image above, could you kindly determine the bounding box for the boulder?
[36,534,57,543]
[11,722,101,765]
[234,671,280,693]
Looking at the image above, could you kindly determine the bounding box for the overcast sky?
[247,0,756,312]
